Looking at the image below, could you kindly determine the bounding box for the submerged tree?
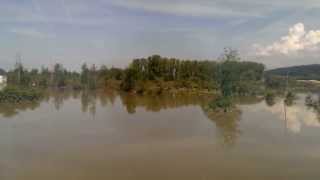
[52,63,67,88]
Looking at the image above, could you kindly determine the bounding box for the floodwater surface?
[0,91,320,179]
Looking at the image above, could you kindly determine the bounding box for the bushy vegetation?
[265,90,276,106]
[0,86,42,103]
[305,94,320,107]
[120,49,265,97]
[6,62,124,90]
[284,91,296,106]
[200,49,264,112]
[305,94,320,119]
[207,96,233,112]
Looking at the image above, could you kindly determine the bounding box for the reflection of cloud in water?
[256,100,320,133]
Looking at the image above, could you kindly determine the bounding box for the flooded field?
[1,90,320,179]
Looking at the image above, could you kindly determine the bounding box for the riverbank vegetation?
[4,49,264,93]
[0,49,266,113]
[0,86,42,103]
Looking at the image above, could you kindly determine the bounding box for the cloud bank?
[255,23,320,56]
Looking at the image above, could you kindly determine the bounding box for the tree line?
[5,49,265,98]
[6,62,124,90]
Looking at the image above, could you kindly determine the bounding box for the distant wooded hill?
[266,64,320,80]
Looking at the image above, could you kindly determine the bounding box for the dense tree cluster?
[121,51,265,96]
[128,55,218,82]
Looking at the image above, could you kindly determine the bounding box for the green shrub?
[208,96,233,112]
[0,86,42,103]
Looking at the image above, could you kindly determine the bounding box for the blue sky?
[1,0,320,70]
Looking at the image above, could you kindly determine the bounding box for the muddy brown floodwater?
[0,90,320,179]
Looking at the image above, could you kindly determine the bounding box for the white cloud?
[255,23,320,56]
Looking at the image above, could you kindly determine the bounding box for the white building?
[0,75,7,84]
[0,75,6,91]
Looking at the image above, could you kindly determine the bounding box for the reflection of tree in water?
[89,94,97,116]
[119,93,244,145]
[50,89,118,116]
[0,90,119,118]
[72,90,81,99]
[50,89,74,110]
[0,101,41,118]
[203,96,257,147]
[103,90,117,105]
[120,93,137,114]
[81,90,119,116]
[204,108,241,147]
[119,92,242,146]
[265,94,276,107]
[305,94,320,121]
[234,96,264,106]
[119,93,212,114]
[81,91,95,115]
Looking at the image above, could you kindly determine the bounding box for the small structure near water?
[0,75,7,84]
[0,72,7,91]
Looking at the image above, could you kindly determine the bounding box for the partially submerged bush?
[265,91,276,106]
[0,86,42,103]
[208,95,233,112]
[305,94,315,106]
[284,91,296,106]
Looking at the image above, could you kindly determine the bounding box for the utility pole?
[15,53,22,85]
[284,71,290,132]
[286,71,290,94]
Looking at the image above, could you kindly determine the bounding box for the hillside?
[266,64,320,80]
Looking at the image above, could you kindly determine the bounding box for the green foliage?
[121,68,138,91]
[0,86,42,103]
[5,50,265,98]
[53,63,67,88]
[6,61,125,90]
[208,96,233,112]
[81,63,90,87]
[265,91,276,106]
[121,51,264,95]
[283,91,296,106]
[216,49,265,97]
[127,55,219,82]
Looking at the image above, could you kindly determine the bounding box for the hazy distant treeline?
[6,62,123,90]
